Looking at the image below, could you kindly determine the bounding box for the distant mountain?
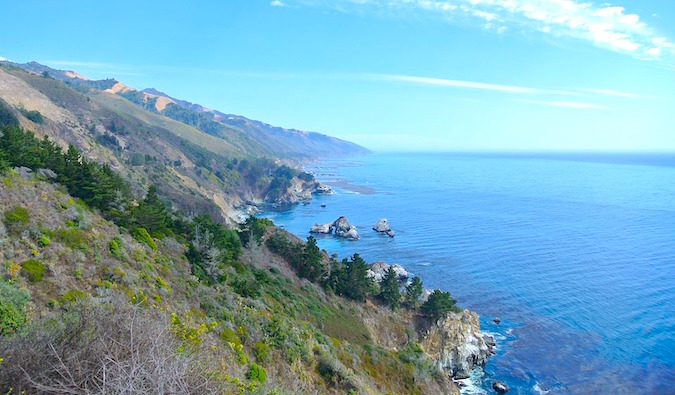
[0,61,324,222]
[1,61,369,160]
[141,88,370,159]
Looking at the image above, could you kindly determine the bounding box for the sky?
[2,0,675,151]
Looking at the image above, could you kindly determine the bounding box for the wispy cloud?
[519,99,609,110]
[270,0,286,7]
[575,87,642,98]
[282,0,675,63]
[0,56,7,62]
[365,73,577,95]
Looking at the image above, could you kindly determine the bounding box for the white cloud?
[286,0,675,63]
[519,99,609,110]
[270,0,285,6]
[576,88,641,98]
[0,56,7,61]
[366,73,577,95]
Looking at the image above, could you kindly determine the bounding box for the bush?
[4,206,29,234]
[247,362,266,384]
[109,238,123,258]
[18,107,44,124]
[0,279,29,336]
[54,228,87,251]
[21,259,46,283]
[0,297,231,394]
[38,234,51,247]
[132,227,157,250]
[59,289,86,304]
[253,341,271,363]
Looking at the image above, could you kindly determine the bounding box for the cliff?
[421,310,496,379]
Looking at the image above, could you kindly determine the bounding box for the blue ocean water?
[261,152,675,394]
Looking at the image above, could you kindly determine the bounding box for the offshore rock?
[373,218,395,237]
[421,310,495,379]
[332,216,359,240]
[492,381,509,393]
[367,261,409,283]
[315,184,332,194]
[309,223,332,234]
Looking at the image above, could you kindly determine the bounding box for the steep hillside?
[5,61,370,160]
[0,168,462,395]
[0,63,319,222]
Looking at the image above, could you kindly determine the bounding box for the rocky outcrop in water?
[367,261,409,283]
[332,216,359,240]
[421,310,495,379]
[315,184,332,194]
[492,381,509,393]
[309,223,332,234]
[373,218,395,237]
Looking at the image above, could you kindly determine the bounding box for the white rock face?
[367,261,409,283]
[309,223,332,234]
[332,216,359,240]
[421,310,495,379]
[315,184,333,194]
[373,218,395,237]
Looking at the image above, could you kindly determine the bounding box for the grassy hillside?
[0,167,459,395]
[0,64,319,222]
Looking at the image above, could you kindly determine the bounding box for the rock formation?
[332,216,359,240]
[315,184,332,194]
[492,381,509,393]
[309,223,332,234]
[367,261,409,283]
[373,218,395,237]
[421,310,495,379]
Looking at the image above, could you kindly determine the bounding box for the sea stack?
[332,216,359,240]
[309,223,332,234]
[373,218,395,237]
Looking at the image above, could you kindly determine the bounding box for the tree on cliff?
[404,276,423,309]
[379,267,401,310]
[420,290,459,320]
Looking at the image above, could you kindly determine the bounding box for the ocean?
[260,152,675,394]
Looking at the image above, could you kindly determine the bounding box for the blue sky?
[2,0,675,151]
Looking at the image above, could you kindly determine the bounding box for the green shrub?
[59,289,86,304]
[54,228,88,251]
[38,234,51,247]
[4,206,29,234]
[21,259,46,283]
[247,362,266,384]
[132,227,157,250]
[18,107,44,124]
[0,279,29,335]
[254,341,271,363]
[109,237,123,258]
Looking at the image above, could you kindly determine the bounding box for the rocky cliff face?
[421,310,495,379]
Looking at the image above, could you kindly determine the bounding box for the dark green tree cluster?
[238,216,273,247]
[0,126,129,217]
[420,290,459,320]
[325,254,375,301]
[266,234,325,282]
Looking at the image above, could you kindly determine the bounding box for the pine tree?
[404,276,423,309]
[420,290,458,320]
[379,266,401,310]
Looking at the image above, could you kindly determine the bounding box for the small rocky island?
[373,218,395,237]
[309,215,359,240]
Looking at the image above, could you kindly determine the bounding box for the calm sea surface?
[261,152,675,394]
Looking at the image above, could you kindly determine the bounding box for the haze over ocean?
[262,152,675,394]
